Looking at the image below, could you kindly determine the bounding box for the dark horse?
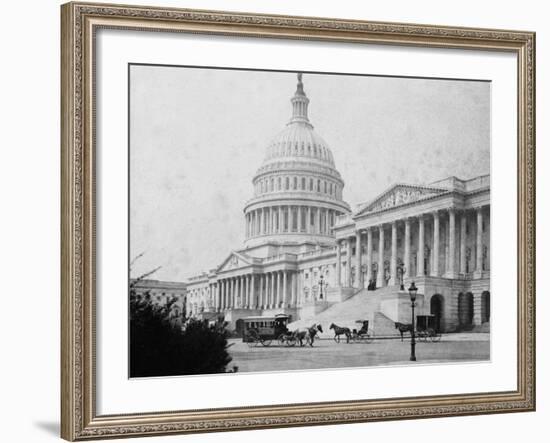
[329,323,351,343]
[394,322,413,341]
[294,324,323,347]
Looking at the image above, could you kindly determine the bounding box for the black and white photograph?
[128,66,492,378]
[129,66,491,378]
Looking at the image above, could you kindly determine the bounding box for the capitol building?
[186,74,490,334]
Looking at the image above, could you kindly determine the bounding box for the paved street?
[228,334,490,373]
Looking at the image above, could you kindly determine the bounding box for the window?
[285,177,289,190]
[293,176,297,189]
[278,177,282,190]
[301,177,306,189]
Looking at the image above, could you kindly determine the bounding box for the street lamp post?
[319,275,325,300]
[408,281,418,362]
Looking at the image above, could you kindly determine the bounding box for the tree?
[130,291,232,377]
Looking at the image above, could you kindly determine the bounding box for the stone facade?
[186,75,490,333]
[131,279,187,326]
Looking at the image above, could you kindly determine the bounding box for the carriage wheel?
[261,339,272,347]
[350,334,358,343]
[246,331,259,347]
[418,332,427,342]
[365,331,375,343]
[277,334,287,347]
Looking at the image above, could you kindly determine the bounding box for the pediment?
[216,251,252,273]
[356,184,447,216]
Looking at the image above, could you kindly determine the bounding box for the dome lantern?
[289,73,311,126]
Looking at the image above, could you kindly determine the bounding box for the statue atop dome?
[290,72,310,125]
[295,72,305,96]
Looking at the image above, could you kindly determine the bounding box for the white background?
[0,0,547,442]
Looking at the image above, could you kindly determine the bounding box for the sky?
[129,65,490,281]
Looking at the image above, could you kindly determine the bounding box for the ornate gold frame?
[61,2,536,440]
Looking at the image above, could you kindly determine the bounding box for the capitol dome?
[243,73,351,248]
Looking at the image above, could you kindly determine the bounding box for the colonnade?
[245,206,338,238]
[335,206,488,288]
[214,270,297,311]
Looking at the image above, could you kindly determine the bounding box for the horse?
[293,324,323,347]
[329,323,351,343]
[394,322,413,342]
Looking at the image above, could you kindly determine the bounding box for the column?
[289,206,295,232]
[366,228,373,284]
[346,239,352,287]
[417,216,425,277]
[259,275,264,308]
[376,226,385,288]
[291,272,297,307]
[317,208,322,234]
[215,282,220,311]
[278,271,283,307]
[326,210,330,235]
[446,208,456,277]
[227,279,232,309]
[278,206,283,233]
[355,231,363,288]
[460,211,467,274]
[297,206,302,232]
[404,219,411,279]
[245,275,250,308]
[475,207,483,277]
[283,270,288,307]
[307,207,312,233]
[335,240,342,287]
[388,222,397,285]
[271,272,276,308]
[432,212,440,277]
[226,279,230,309]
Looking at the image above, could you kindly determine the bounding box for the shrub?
[130,292,232,377]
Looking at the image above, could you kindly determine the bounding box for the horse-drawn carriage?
[350,320,375,343]
[329,321,374,344]
[243,314,322,347]
[416,315,442,342]
[395,315,442,342]
[242,314,296,347]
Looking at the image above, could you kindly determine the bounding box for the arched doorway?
[430,294,444,332]
[481,291,491,323]
[458,292,474,330]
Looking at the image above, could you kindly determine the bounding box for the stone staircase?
[288,286,402,337]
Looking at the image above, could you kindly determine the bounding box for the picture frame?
[61,1,536,440]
